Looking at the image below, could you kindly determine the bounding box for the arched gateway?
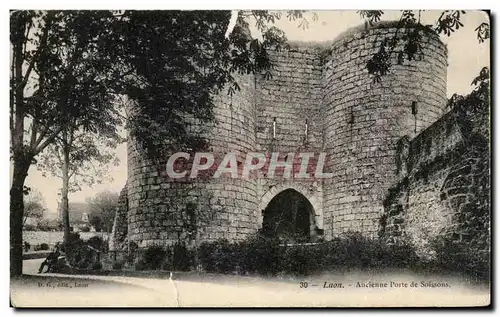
[258,183,324,242]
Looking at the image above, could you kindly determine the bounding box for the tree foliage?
[357,10,490,82]
[38,133,120,192]
[447,66,490,114]
[11,11,123,162]
[23,189,45,225]
[86,191,120,232]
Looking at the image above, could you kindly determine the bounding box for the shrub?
[61,233,103,271]
[126,242,139,263]
[77,260,90,269]
[431,235,490,281]
[386,242,420,268]
[87,236,104,250]
[112,261,124,270]
[63,232,83,250]
[251,237,283,275]
[129,241,139,251]
[161,258,172,271]
[198,233,420,277]
[40,243,49,251]
[232,235,282,276]
[23,224,36,231]
[141,245,167,270]
[134,260,146,271]
[172,242,193,271]
[280,244,323,276]
[62,233,85,263]
[198,241,217,272]
[199,239,236,273]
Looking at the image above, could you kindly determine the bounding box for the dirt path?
[12,259,490,307]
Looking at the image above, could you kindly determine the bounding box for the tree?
[38,131,121,242]
[10,10,124,276]
[23,189,45,226]
[87,191,119,233]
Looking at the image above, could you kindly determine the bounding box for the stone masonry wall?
[110,184,128,251]
[254,47,324,232]
[322,23,447,239]
[255,48,323,153]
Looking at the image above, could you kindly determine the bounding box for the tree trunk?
[61,146,71,243]
[10,159,30,277]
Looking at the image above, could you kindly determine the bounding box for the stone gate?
[110,21,489,255]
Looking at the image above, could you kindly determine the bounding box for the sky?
[23,10,490,217]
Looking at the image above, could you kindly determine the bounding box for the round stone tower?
[126,74,259,249]
[321,22,448,239]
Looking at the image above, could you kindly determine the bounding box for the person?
[38,242,62,273]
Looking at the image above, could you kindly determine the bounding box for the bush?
[68,233,83,245]
[62,233,85,266]
[24,224,36,231]
[198,233,420,277]
[431,235,490,281]
[91,262,103,270]
[129,241,139,251]
[141,245,167,270]
[62,233,103,271]
[198,235,284,276]
[134,260,146,271]
[87,236,104,250]
[281,244,321,276]
[237,236,283,275]
[112,261,124,270]
[40,243,49,251]
[77,260,90,269]
[172,242,193,271]
[199,239,237,273]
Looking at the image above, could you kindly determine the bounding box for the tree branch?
[18,13,52,95]
[29,119,38,149]
[33,126,50,149]
[34,125,63,155]
[68,117,77,149]
[22,18,33,61]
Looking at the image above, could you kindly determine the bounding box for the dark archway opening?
[262,189,314,243]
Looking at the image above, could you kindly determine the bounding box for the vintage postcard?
[9,9,491,307]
